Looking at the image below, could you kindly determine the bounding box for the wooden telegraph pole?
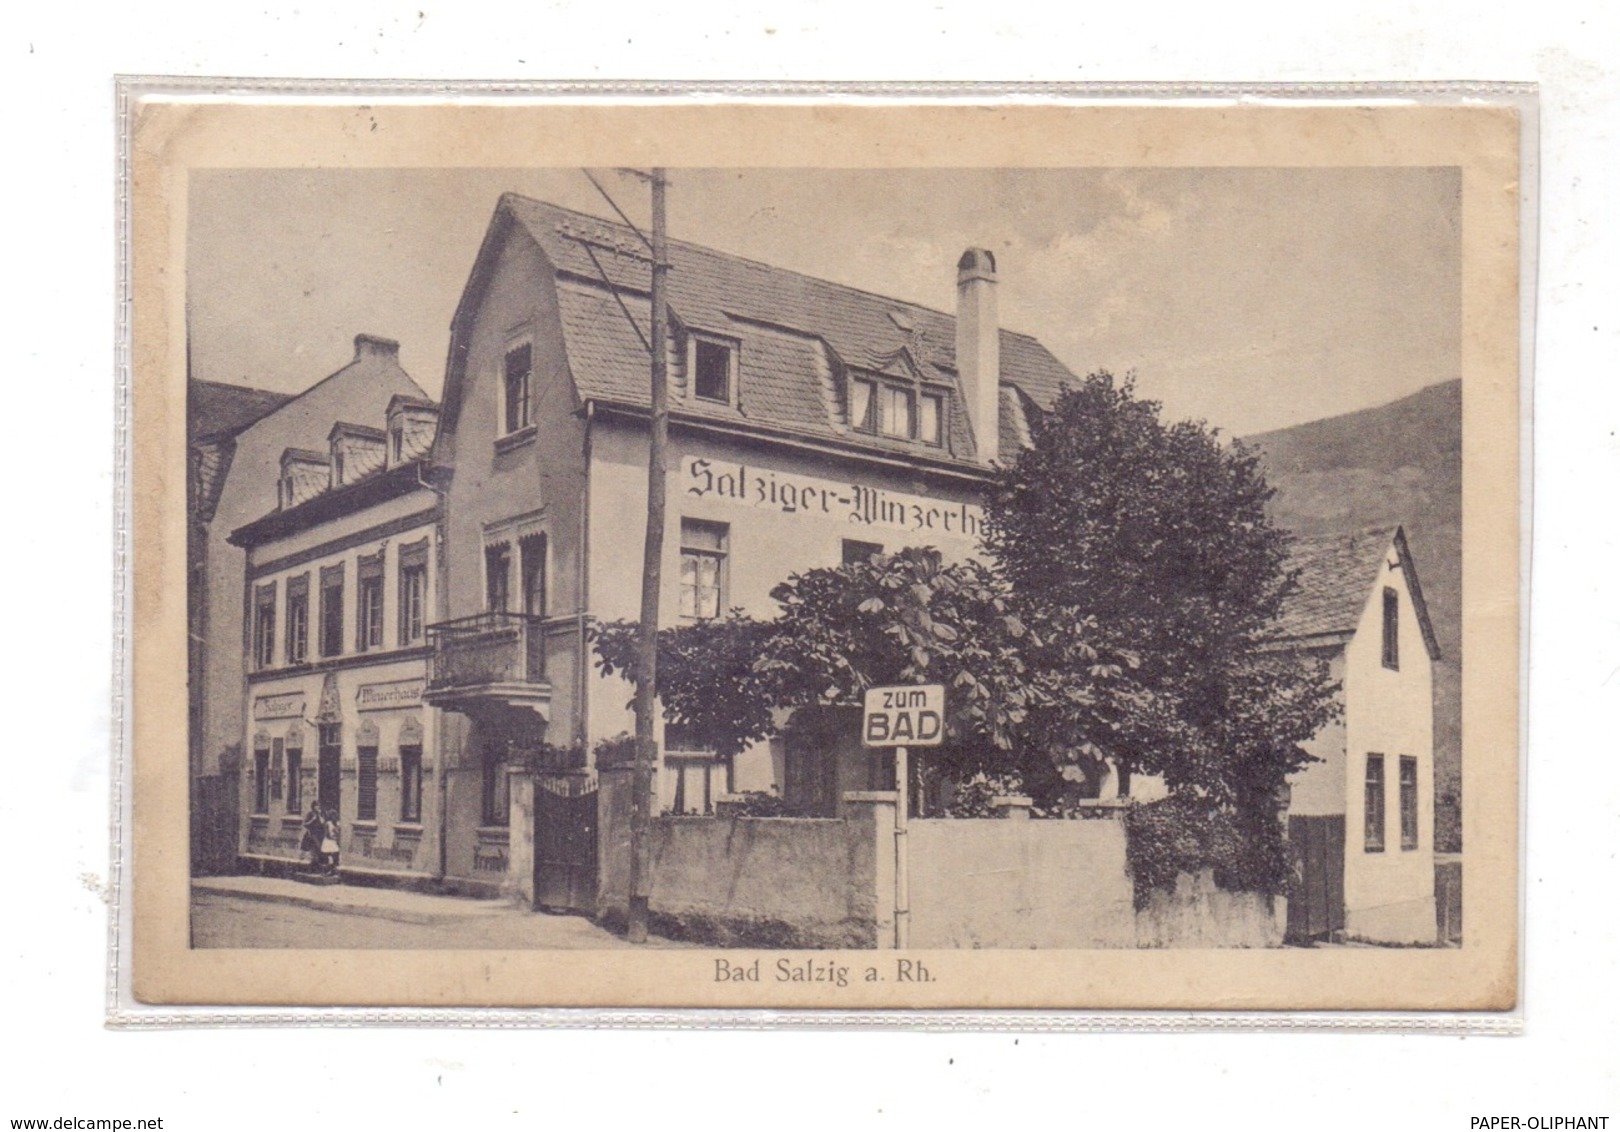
[626,169,669,944]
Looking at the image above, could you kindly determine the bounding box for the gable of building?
[1275,525,1441,660]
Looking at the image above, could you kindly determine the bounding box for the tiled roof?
[1274,525,1440,659]
[189,381,292,442]
[497,195,1079,466]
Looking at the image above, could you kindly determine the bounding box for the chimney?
[956,248,1000,464]
[354,333,400,362]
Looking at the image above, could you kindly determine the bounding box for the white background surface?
[6,2,1618,1126]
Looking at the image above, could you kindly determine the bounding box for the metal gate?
[534,773,599,915]
[1285,814,1345,942]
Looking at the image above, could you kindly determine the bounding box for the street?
[190,878,688,949]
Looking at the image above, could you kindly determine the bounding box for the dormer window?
[390,424,404,464]
[851,375,944,446]
[918,392,943,446]
[503,342,533,435]
[690,337,735,404]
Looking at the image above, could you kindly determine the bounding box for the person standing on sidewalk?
[321,808,341,876]
[300,801,323,871]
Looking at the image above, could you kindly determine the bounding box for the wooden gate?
[1285,814,1345,943]
[534,773,599,914]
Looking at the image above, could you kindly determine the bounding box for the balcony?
[424,612,551,718]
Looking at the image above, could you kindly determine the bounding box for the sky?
[188,165,1460,437]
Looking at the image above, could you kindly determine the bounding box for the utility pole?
[626,168,669,944]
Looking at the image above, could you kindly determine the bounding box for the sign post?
[862,683,945,950]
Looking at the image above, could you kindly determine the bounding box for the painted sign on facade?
[682,456,984,540]
[356,679,426,711]
[252,691,306,721]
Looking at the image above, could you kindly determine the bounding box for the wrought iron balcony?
[424,612,550,717]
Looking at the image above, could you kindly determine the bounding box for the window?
[398,538,429,646]
[357,552,384,652]
[356,739,378,822]
[520,534,547,618]
[1400,756,1419,851]
[285,738,303,814]
[285,574,309,664]
[842,539,884,567]
[692,339,733,403]
[400,744,423,823]
[319,564,345,657]
[850,378,875,432]
[252,745,270,814]
[390,424,404,464]
[503,343,532,435]
[485,543,511,612]
[918,392,944,445]
[269,738,285,806]
[1364,753,1386,852]
[482,743,510,826]
[664,725,722,816]
[252,583,277,670]
[679,519,728,620]
[279,473,294,510]
[1382,587,1400,670]
[876,385,914,439]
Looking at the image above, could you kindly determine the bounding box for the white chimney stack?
[955,248,1000,464]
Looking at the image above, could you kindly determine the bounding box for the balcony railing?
[425,611,546,692]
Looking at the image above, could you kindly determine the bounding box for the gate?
[534,773,599,914]
[1285,814,1345,942]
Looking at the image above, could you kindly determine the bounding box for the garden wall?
[907,816,1138,948]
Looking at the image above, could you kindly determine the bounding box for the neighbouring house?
[1277,525,1441,945]
[224,394,478,887]
[187,337,428,873]
[421,193,1078,914]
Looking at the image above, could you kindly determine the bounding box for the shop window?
[252,737,270,815]
[1382,587,1400,670]
[400,744,423,824]
[357,745,378,822]
[319,564,345,658]
[357,552,384,651]
[691,338,734,404]
[398,538,429,646]
[285,731,303,814]
[1400,756,1419,851]
[485,543,511,613]
[679,519,728,620]
[482,743,510,826]
[285,574,309,664]
[252,583,277,670]
[269,738,285,806]
[1364,753,1386,853]
[503,342,532,435]
[520,534,547,618]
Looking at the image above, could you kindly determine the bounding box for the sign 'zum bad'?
[861,684,946,747]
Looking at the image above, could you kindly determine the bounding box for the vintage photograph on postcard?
[127,95,1523,1011]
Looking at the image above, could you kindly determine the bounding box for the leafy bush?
[942,772,1027,818]
[1124,794,1289,908]
[718,790,814,818]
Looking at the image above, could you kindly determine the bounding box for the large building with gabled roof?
[421,194,1081,912]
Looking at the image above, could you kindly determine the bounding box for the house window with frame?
[252,583,277,670]
[679,519,728,620]
[397,538,429,646]
[520,534,547,619]
[269,738,285,806]
[1364,753,1386,853]
[485,543,511,612]
[1382,586,1400,670]
[918,392,944,445]
[356,552,384,652]
[503,342,532,435]
[691,338,734,403]
[876,385,914,439]
[842,539,884,567]
[849,378,875,433]
[285,573,309,664]
[664,724,724,816]
[1399,756,1419,851]
[319,564,345,658]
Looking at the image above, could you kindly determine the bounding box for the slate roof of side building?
[189,380,294,442]
[1274,525,1441,659]
[440,194,1080,471]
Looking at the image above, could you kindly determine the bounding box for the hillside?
[1245,379,1463,852]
